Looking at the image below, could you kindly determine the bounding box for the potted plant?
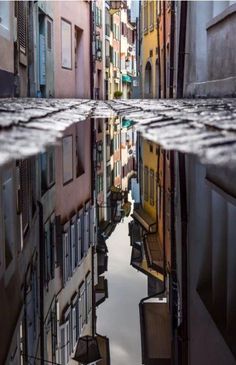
[114,90,123,99]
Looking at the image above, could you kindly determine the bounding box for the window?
[144,166,149,201]
[0,1,10,38]
[40,148,55,196]
[71,222,76,272]
[60,321,70,365]
[51,305,57,359]
[61,19,72,69]
[150,169,154,206]
[96,7,102,27]
[62,231,70,284]
[76,122,85,177]
[44,219,55,285]
[77,214,82,264]
[97,174,104,193]
[63,136,73,184]
[17,1,27,54]
[83,210,89,254]
[80,282,87,327]
[86,272,92,318]
[149,1,154,29]
[72,306,77,350]
[143,1,148,32]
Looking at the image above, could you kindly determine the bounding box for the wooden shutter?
[17,1,27,54]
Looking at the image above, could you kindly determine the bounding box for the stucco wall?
[53,0,91,98]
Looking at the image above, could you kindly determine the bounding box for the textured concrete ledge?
[1,98,236,169]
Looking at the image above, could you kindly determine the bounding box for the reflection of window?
[41,148,55,195]
[150,169,154,205]
[144,166,149,201]
[143,1,148,32]
[61,19,72,69]
[63,136,73,184]
[149,1,154,29]
[17,1,27,54]
[0,1,10,37]
[76,122,85,177]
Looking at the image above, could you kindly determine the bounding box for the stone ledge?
[206,3,236,30]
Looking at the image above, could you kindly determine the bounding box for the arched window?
[145,61,152,98]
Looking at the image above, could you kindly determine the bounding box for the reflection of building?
[0,107,101,364]
[129,134,173,365]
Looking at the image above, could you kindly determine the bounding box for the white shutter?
[77,217,82,264]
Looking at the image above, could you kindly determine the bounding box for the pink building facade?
[53,1,91,98]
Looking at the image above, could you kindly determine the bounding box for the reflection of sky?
[97,212,147,365]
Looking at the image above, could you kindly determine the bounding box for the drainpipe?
[163,1,167,98]
[177,1,188,98]
[178,152,188,365]
[169,1,175,98]
[90,1,95,99]
[37,201,45,365]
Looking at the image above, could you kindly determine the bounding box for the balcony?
[139,297,171,365]
[95,276,108,306]
[132,204,156,233]
[144,233,164,274]
[129,221,164,282]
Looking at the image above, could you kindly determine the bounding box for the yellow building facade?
[141,0,159,98]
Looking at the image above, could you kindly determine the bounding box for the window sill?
[206,3,236,30]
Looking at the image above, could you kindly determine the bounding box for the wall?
[53,0,91,98]
[184,1,236,97]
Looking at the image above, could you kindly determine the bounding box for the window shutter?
[39,34,46,85]
[77,216,82,264]
[84,210,89,254]
[71,223,76,272]
[17,1,27,54]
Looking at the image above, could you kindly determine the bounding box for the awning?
[122,118,135,129]
[132,205,156,233]
[122,74,132,83]
[140,299,171,365]
[144,233,164,274]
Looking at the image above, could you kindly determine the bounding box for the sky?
[96,211,147,365]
